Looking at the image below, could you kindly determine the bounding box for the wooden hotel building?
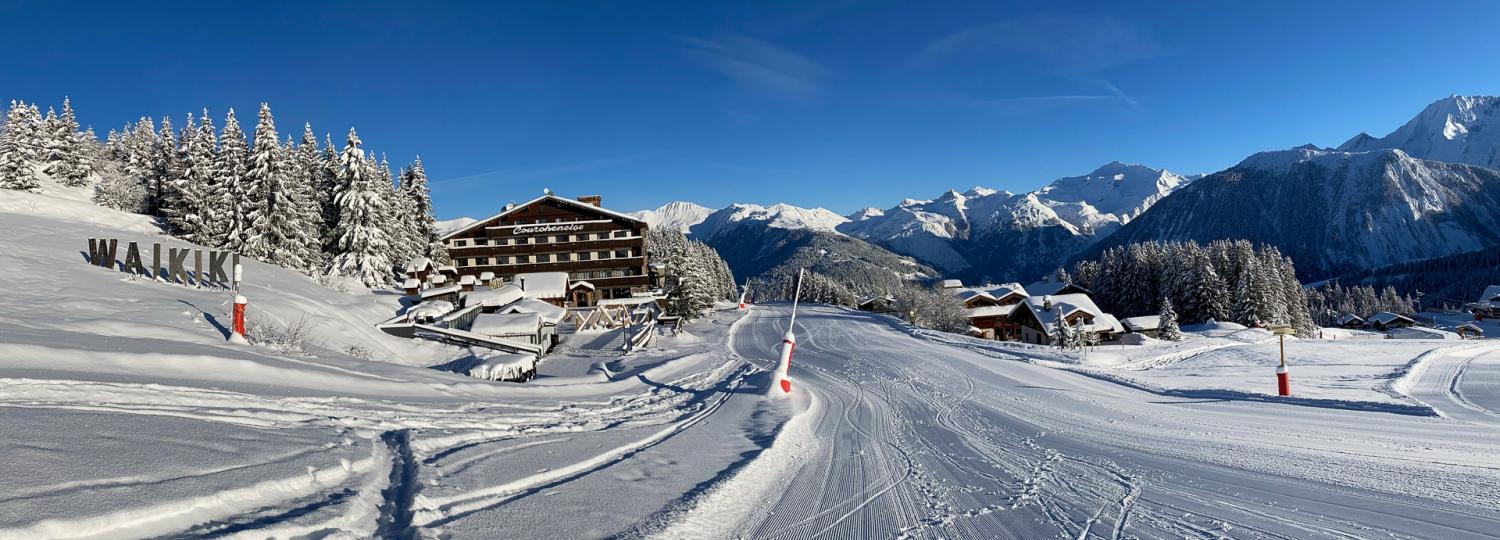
[441,193,650,306]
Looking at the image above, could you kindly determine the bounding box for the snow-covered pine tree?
[178,113,220,244]
[291,124,326,270]
[318,133,341,255]
[79,125,101,180]
[215,109,252,250]
[44,98,89,187]
[1158,298,1183,341]
[242,103,314,269]
[327,128,393,287]
[153,117,183,223]
[0,101,41,192]
[399,157,448,263]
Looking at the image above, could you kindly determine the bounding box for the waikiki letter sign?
[87,238,241,287]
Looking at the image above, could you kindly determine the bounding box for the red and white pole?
[1276,333,1290,396]
[775,330,795,394]
[229,295,248,343]
[738,289,748,310]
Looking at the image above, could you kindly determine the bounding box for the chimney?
[577,195,602,207]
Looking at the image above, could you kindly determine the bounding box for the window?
[598,251,610,259]
[556,252,571,262]
[517,255,531,264]
[515,236,529,245]
[454,239,468,247]
[537,236,549,244]
[496,256,510,264]
[555,235,568,243]
[614,249,629,259]
[536,254,551,263]
[578,252,591,261]
[474,238,489,246]
[613,230,629,238]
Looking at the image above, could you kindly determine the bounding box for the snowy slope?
[0,184,795,538]
[628,201,714,233]
[709,304,1500,539]
[1088,146,1500,279]
[838,162,1194,280]
[1339,95,1500,170]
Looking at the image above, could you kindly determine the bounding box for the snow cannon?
[774,329,795,394]
[229,295,249,344]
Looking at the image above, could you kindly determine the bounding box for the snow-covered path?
[723,305,1500,539]
[1407,346,1500,425]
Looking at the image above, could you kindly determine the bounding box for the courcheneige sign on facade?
[512,223,586,235]
[86,238,240,285]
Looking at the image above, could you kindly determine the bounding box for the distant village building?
[441,193,650,305]
[1010,293,1123,345]
[857,295,895,313]
[951,283,1028,340]
[1119,315,1162,338]
[1336,313,1366,329]
[1368,311,1415,331]
[1469,285,1500,318]
[943,280,1121,344]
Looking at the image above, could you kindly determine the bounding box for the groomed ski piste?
[3,183,1500,539]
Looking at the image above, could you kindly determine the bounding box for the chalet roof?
[420,284,462,300]
[1015,292,1121,334]
[1480,285,1500,304]
[1336,313,1365,326]
[441,194,646,240]
[471,312,542,337]
[1025,280,1089,297]
[465,284,524,307]
[1120,315,1161,332]
[517,272,568,299]
[1368,311,1414,325]
[570,280,596,290]
[401,277,421,289]
[952,283,1028,302]
[405,256,432,273]
[501,298,568,325]
[938,279,963,289]
[967,304,1016,319]
[954,289,995,302]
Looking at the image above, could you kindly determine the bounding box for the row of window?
[456,249,642,267]
[485,268,642,282]
[450,230,636,248]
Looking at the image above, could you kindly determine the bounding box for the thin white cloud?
[913,13,1166,74]
[679,33,828,96]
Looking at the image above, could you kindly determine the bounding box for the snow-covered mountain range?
[512,95,1500,285]
[1338,95,1500,169]
[1086,146,1500,279]
[629,162,1196,283]
[837,162,1197,281]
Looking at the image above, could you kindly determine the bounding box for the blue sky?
[4,1,1499,218]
